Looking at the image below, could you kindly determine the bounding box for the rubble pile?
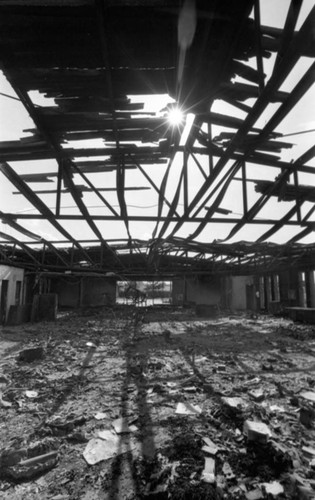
[1,307,315,499]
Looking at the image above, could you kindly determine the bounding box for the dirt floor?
[1,305,315,499]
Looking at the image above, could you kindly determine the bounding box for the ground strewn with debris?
[1,306,315,499]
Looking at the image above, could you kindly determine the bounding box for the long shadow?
[107,306,156,500]
[33,343,99,432]
[177,342,216,397]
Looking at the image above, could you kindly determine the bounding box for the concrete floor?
[0,307,315,499]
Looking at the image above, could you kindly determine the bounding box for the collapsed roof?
[0,0,314,277]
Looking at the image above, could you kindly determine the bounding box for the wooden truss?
[0,0,314,276]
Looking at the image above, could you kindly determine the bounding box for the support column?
[79,277,84,307]
[298,271,307,307]
[309,271,315,307]
[266,276,272,310]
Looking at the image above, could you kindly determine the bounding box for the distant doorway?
[0,280,9,324]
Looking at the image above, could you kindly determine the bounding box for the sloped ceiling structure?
[0,0,314,278]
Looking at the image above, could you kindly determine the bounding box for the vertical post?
[293,168,302,222]
[56,159,63,217]
[298,271,307,307]
[254,0,265,93]
[259,276,265,309]
[242,161,248,216]
[207,123,213,174]
[273,274,280,302]
[41,242,46,266]
[100,242,104,267]
[70,242,75,267]
[79,277,84,307]
[309,270,315,308]
[266,276,272,310]
[183,150,188,212]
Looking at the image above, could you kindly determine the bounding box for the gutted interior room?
[0,0,315,498]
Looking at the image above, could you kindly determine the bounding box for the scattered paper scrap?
[25,391,38,399]
[175,402,202,415]
[83,437,119,465]
[94,412,107,420]
[86,342,97,348]
[112,417,132,434]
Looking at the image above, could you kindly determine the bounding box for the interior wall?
[172,279,185,305]
[81,277,116,307]
[186,277,221,305]
[0,265,24,323]
[172,277,221,306]
[50,276,116,308]
[50,276,81,308]
[229,275,255,310]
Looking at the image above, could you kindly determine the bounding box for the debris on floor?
[1,307,315,498]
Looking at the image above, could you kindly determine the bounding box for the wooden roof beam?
[0,161,94,265]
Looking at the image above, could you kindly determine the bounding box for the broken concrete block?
[302,446,315,459]
[301,392,315,403]
[201,457,215,483]
[248,389,265,402]
[222,396,248,413]
[243,420,271,443]
[222,462,235,481]
[202,444,219,456]
[262,481,284,496]
[18,346,44,363]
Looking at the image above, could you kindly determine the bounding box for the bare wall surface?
[51,277,81,308]
[81,277,116,307]
[50,276,116,308]
[172,277,221,306]
[0,265,24,322]
[230,275,255,310]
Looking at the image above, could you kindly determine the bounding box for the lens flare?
[168,107,184,126]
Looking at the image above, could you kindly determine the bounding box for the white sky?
[0,0,315,248]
